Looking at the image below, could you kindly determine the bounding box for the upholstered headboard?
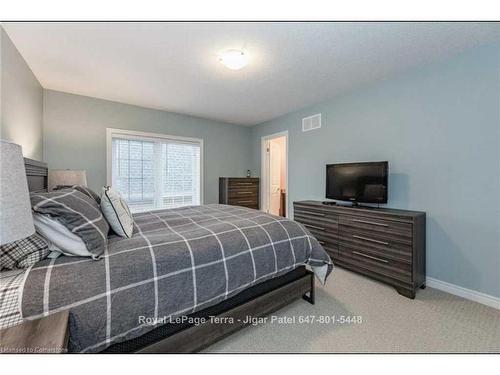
[24,158,48,193]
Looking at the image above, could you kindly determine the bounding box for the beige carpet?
[205,267,500,353]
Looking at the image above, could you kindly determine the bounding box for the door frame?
[260,131,289,218]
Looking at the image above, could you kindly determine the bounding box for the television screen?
[326,162,388,204]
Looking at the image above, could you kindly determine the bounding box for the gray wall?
[250,43,500,298]
[43,90,253,204]
[0,27,43,160]
[6,26,499,298]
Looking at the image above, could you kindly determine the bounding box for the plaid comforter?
[20,204,333,353]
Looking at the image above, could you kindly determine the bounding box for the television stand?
[293,200,426,299]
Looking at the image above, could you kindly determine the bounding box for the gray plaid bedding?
[20,204,333,353]
[31,189,109,258]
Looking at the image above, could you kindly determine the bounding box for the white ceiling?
[3,22,499,125]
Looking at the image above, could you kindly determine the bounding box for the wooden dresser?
[219,177,259,209]
[294,200,426,298]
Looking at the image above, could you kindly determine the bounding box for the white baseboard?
[426,277,500,310]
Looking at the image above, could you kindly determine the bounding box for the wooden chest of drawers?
[219,177,259,210]
[294,200,426,299]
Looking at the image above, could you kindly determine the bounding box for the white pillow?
[33,214,92,257]
[100,186,134,238]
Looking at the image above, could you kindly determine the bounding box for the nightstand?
[0,310,69,354]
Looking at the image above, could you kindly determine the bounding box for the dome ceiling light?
[219,49,248,70]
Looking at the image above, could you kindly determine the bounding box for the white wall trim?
[426,277,500,310]
[260,131,289,218]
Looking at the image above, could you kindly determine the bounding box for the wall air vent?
[302,113,321,132]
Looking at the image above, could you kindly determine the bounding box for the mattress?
[20,204,333,353]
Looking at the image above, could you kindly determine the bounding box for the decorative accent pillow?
[54,185,101,204]
[0,233,50,270]
[30,190,109,259]
[100,186,134,238]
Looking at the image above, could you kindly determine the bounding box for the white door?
[269,140,281,216]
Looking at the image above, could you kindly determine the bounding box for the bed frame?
[24,158,49,193]
[23,157,315,353]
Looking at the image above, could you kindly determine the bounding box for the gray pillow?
[54,185,101,204]
[0,233,50,270]
[30,190,109,259]
[100,187,134,238]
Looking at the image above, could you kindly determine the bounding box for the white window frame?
[106,128,204,207]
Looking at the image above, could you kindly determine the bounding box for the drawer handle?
[237,200,254,204]
[353,235,389,246]
[304,224,325,231]
[352,251,389,263]
[234,182,253,185]
[237,192,253,195]
[352,219,389,227]
[297,210,325,217]
[318,241,325,245]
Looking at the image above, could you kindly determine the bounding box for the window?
[107,129,203,213]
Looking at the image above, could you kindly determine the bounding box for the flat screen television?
[326,161,388,204]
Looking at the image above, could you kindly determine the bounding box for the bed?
[3,158,333,353]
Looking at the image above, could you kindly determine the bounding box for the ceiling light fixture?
[219,49,248,70]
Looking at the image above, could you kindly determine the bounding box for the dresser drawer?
[295,214,339,242]
[228,197,258,207]
[294,205,338,220]
[339,244,412,283]
[340,226,413,252]
[228,190,258,199]
[227,182,259,190]
[294,211,338,229]
[227,179,259,188]
[339,230,412,263]
[339,214,412,239]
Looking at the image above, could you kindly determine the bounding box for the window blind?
[111,133,202,213]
